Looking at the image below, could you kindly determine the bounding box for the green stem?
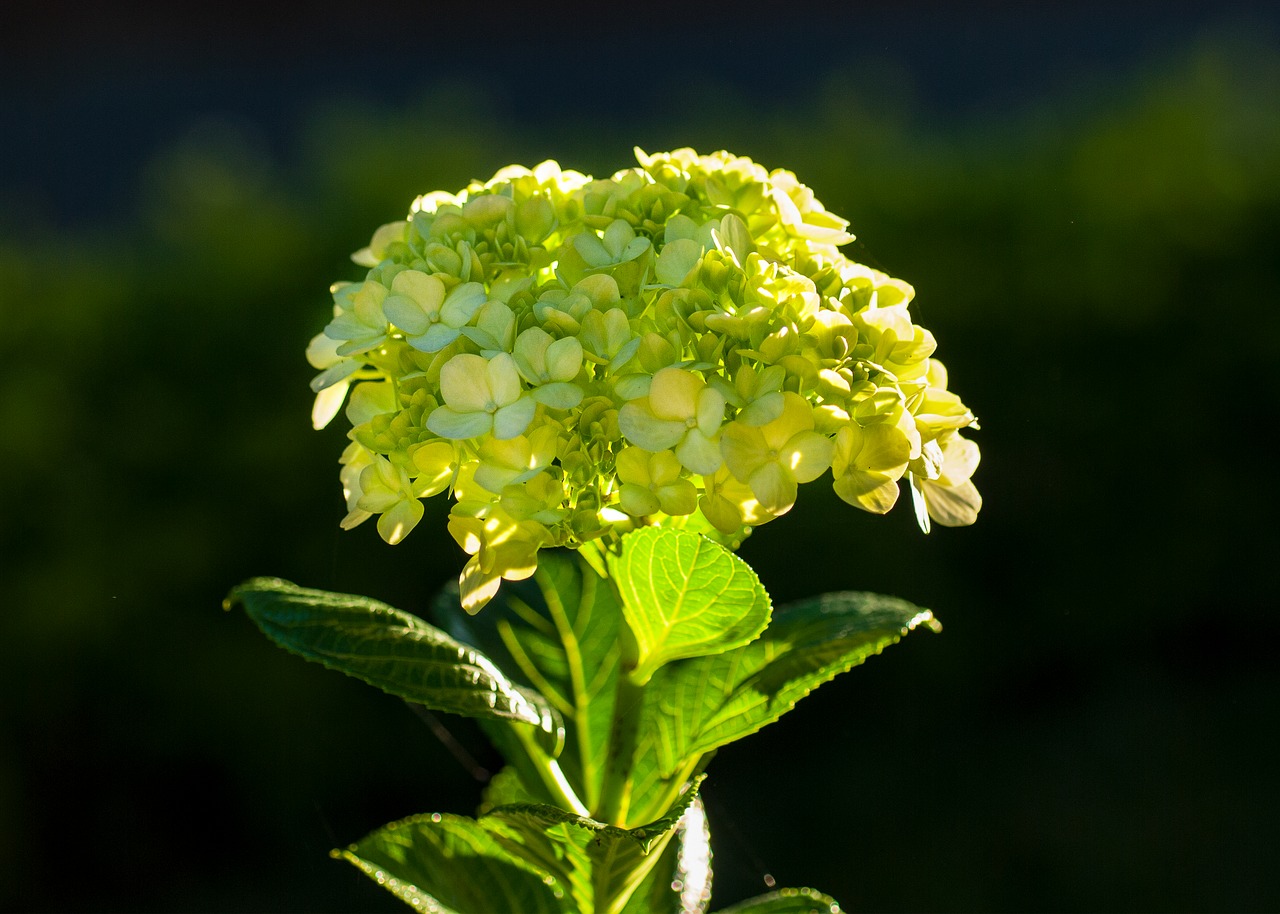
[513,725,590,817]
[596,670,645,826]
[539,558,599,810]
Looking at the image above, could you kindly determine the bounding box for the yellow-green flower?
[911,431,982,532]
[427,353,536,441]
[323,280,390,357]
[384,274,487,353]
[831,423,911,514]
[618,367,725,475]
[615,447,697,518]
[720,393,833,516]
[308,147,982,610]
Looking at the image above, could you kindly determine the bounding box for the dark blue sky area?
[4,1,1278,228]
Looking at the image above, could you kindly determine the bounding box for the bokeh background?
[3,1,1279,910]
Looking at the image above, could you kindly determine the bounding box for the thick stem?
[595,670,645,826]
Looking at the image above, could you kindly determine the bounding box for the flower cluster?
[308,148,981,610]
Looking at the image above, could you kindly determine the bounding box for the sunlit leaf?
[610,528,771,683]
[332,812,567,914]
[639,591,938,779]
[225,577,564,755]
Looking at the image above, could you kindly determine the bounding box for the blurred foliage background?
[3,2,1279,911]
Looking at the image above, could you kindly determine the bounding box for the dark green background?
[3,2,1278,910]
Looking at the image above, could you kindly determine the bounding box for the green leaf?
[491,774,705,856]
[226,577,564,755]
[714,887,843,913]
[610,528,771,684]
[638,591,938,781]
[433,551,624,813]
[332,812,568,914]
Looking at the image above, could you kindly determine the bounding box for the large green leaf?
[636,591,938,786]
[226,577,564,755]
[610,528,771,684]
[333,812,568,914]
[433,551,624,812]
[714,887,843,913]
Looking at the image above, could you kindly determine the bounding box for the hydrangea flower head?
[309,149,981,611]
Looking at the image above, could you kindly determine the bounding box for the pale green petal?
[339,508,372,530]
[613,373,652,401]
[324,311,375,342]
[390,269,441,308]
[695,387,726,433]
[783,431,834,483]
[311,382,349,430]
[648,449,685,486]
[346,381,396,425]
[573,231,611,267]
[414,322,462,352]
[411,440,456,496]
[459,325,501,351]
[739,390,785,426]
[383,294,432,334]
[720,421,768,482]
[603,219,637,258]
[699,492,743,535]
[615,447,654,486]
[462,193,512,226]
[487,353,524,407]
[513,327,553,382]
[750,461,798,515]
[459,556,503,614]
[357,486,401,512]
[305,331,342,369]
[910,473,932,534]
[492,395,536,439]
[545,337,583,381]
[474,462,524,494]
[569,274,619,310]
[834,472,900,514]
[333,336,382,358]
[714,212,754,262]
[655,238,703,286]
[439,354,493,412]
[351,282,389,325]
[924,478,982,527]
[655,479,698,516]
[427,405,493,440]
[620,484,661,517]
[531,382,584,410]
[472,301,516,352]
[762,392,814,450]
[440,282,487,327]
[377,497,425,545]
[676,429,723,476]
[858,423,912,473]
[649,367,701,421]
[390,268,441,306]
[937,434,981,486]
[619,401,686,451]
